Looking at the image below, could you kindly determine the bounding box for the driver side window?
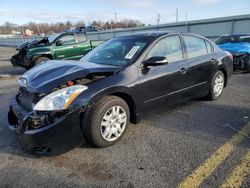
[59,34,76,45]
[147,36,184,63]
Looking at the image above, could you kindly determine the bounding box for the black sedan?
[8,32,233,155]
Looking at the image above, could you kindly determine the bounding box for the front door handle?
[180,67,188,74]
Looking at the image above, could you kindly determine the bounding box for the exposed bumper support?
[8,99,86,155]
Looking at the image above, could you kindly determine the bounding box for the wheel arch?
[218,66,228,87]
[33,54,53,61]
[76,85,140,124]
[109,92,137,124]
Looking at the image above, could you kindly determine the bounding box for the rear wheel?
[208,70,225,100]
[34,56,50,67]
[84,96,130,148]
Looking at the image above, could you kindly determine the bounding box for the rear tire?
[207,70,225,100]
[34,56,50,67]
[84,96,130,148]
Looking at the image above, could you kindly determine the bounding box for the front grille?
[17,88,40,111]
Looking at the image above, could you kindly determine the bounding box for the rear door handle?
[180,67,188,74]
[210,58,217,63]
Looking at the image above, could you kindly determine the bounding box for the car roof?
[120,31,205,39]
[61,31,86,35]
[130,31,170,37]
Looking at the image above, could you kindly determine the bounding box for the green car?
[11,31,102,69]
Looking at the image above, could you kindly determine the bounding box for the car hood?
[17,37,50,50]
[218,42,250,55]
[20,60,121,93]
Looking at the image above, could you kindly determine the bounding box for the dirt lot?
[0,46,249,188]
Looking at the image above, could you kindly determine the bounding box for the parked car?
[11,31,102,69]
[8,32,233,155]
[215,34,250,72]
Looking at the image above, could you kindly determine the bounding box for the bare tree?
[2,21,13,34]
[0,19,144,35]
[76,21,85,28]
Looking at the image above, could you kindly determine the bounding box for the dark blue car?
[215,34,250,72]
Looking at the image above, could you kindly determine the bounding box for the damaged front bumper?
[11,52,31,68]
[11,54,19,67]
[232,53,250,71]
[8,98,86,155]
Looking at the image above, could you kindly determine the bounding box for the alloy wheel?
[213,74,224,97]
[100,105,127,142]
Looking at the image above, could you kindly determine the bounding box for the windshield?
[215,35,250,44]
[48,33,61,43]
[80,37,151,66]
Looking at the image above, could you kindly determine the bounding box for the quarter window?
[183,36,208,58]
[147,36,184,63]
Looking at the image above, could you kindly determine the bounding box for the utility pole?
[157,14,160,25]
[114,12,117,30]
[36,24,40,36]
[185,12,188,31]
[21,25,24,39]
[176,8,179,23]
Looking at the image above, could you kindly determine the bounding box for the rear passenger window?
[183,36,207,58]
[205,40,213,53]
[75,33,87,43]
[147,36,184,63]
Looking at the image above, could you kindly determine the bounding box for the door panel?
[182,35,218,96]
[186,54,217,95]
[138,60,189,113]
[137,35,191,113]
[78,42,92,58]
[75,33,92,59]
[54,34,79,60]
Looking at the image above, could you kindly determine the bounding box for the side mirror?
[144,56,168,67]
[56,40,63,46]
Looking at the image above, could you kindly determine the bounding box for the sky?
[0,0,250,26]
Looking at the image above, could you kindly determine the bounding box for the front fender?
[70,85,141,124]
[71,86,137,109]
[69,64,141,114]
[27,47,53,60]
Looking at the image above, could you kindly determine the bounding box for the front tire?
[34,56,50,67]
[208,70,225,100]
[84,96,130,148]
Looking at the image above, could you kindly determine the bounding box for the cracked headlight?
[33,85,87,111]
